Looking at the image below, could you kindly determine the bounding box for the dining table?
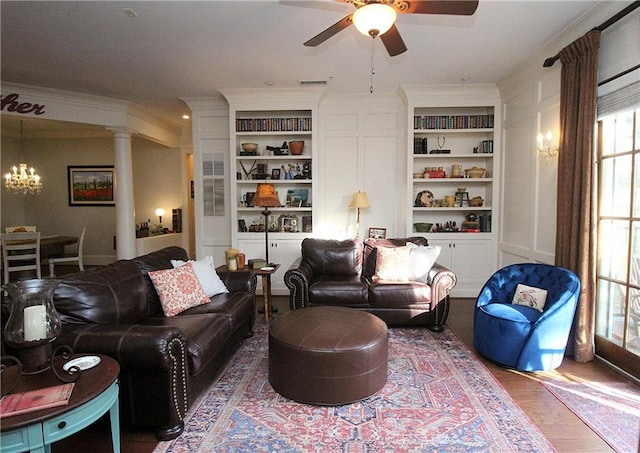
[2,235,78,259]
[39,235,78,258]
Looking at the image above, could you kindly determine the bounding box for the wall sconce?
[155,208,165,225]
[536,131,559,160]
[348,191,370,238]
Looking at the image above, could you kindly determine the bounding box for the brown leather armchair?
[284,237,456,331]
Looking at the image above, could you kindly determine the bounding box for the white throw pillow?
[512,283,547,312]
[171,255,228,297]
[406,242,441,283]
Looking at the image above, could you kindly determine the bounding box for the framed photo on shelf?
[286,188,309,207]
[271,168,281,180]
[368,227,387,239]
[68,166,115,206]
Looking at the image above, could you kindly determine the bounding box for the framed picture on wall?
[368,227,387,239]
[68,166,115,206]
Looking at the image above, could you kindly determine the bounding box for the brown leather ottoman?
[268,306,388,405]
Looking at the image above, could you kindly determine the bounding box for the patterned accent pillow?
[374,246,412,282]
[171,255,228,297]
[512,283,548,312]
[149,262,210,317]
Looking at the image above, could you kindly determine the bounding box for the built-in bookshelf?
[401,85,501,296]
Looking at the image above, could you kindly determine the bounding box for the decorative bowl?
[414,222,433,233]
[457,187,466,192]
[469,196,484,207]
[288,141,305,155]
[241,142,258,152]
[466,167,485,178]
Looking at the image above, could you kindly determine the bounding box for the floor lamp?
[349,191,370,238]
[252,183,282,266]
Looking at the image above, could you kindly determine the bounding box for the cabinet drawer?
[42,381,118,444]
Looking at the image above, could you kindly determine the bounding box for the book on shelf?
[0,383,75,418]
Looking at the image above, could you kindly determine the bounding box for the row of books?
[236,118,312,132]
[414,114,494,130]
[479,140,494,154]
[412,137,494,154]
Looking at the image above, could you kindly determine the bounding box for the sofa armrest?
[426,262,457,331]
[55,323,188,372]
[284,257,313,310]
[54,323,189,439]
[217,269,257,294]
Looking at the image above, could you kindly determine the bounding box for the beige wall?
[1,129,184,264]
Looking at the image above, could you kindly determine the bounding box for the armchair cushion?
[512,283,547,312]
[171,255,228,297]
[302,238,363,276]
[149,263,210,317]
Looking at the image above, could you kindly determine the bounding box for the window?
[202,152,225,217]
[595,106,640,377]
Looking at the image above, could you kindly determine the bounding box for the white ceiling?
[1,1,602,127]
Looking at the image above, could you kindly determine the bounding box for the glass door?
[595,107,640,378]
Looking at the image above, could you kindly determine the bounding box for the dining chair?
[2,231,42,285]
[4,226,37,233]
[47,227,86,277]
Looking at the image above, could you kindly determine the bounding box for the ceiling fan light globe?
[352,3,397,38]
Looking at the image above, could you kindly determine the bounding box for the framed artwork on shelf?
[286,188,309,207]
[271,168,281,180]
[368,227,387,239]
[68,166,115,206]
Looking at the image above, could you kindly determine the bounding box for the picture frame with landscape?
[68,166,115,206]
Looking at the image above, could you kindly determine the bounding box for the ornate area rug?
[154,323,555,452]
[542,378,640,453]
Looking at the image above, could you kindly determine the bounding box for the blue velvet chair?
[473,263,580,371]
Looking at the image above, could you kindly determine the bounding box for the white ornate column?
[109,127,137,259]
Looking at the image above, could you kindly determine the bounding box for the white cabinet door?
[237,237,303,295]
[428,237,492,297]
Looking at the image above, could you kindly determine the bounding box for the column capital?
[106,126,136,138]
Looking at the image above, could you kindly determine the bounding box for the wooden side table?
[217,263,280,322]
[1,354,120,453]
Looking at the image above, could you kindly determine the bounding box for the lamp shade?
[352,3,397,37]
[252,183,282,207]
[349,191,371,209]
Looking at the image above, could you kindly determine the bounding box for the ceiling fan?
[304,0,479,57]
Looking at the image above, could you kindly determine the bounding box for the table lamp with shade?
[349,191,370,238]
[252,183,282,266]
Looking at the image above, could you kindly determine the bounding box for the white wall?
[496,1,632,266]
[318,93,405,239]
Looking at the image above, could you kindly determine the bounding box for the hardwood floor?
[50,295,634,452]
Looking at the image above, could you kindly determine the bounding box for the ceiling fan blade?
[380,25,407,57]
[403,0,479,16]
[304,15,353,47]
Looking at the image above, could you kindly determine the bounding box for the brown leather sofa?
[51,246,255,440]
[284,237,456,331]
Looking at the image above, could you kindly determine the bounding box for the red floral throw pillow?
[149,262,210,317]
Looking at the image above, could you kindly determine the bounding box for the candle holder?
[1,279,80,395]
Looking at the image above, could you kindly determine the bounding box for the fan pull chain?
[370,38,376,94]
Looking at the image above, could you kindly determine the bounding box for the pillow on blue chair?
[512,283,547,312]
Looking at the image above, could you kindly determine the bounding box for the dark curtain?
[555,30,601,362]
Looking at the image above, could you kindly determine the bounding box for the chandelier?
[4,121,43,195]
[4,163,42,195]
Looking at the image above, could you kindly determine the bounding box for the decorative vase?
[288,141,304,155]
[3,279,61,371]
